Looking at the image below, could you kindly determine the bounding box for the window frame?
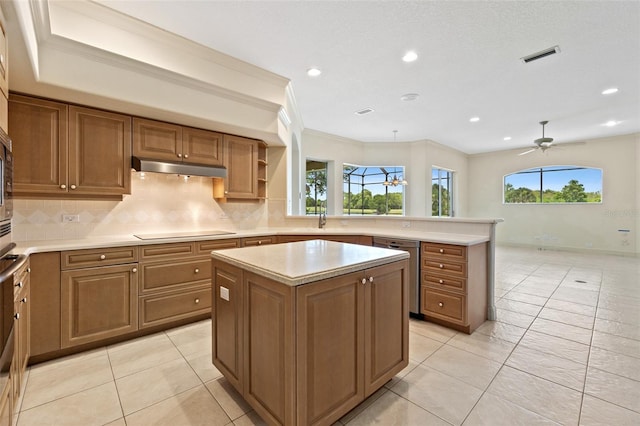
[342,164,406,216]
[432,167,454,217]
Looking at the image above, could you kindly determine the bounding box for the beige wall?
[468,133,639,255]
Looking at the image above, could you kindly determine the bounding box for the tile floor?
[15,246,640,425]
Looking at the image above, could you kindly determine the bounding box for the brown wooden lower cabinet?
[61,264,139,348]
[139,285,211,328]
[0,382,10,426]
[212,258,409,426]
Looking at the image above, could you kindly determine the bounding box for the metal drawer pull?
[439,264,444,269]
[438,302,444,308]
[194,268,200,273]
[439,249,444,253]
[361,278,367,285]
[184,154,189,159]
[177,153,182,158]
[195,298,200,304]
[439,279,444,284]
[14,313,19,320]
[132,268,138,273]
[369,276,374,283]
[100,254,106,260]
[70,184,77,190]
[15,281,23,288]
[60,184,67,190]
[21,297,27,303]
[27,268,31,273]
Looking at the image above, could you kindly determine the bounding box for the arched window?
[504,166,602,204]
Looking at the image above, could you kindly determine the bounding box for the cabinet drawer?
[140,258,211,293]
[422,243,467,261]
[422,271,466,292]
[139,242,195,260]
[61,247,138,270]
[195,239,240,255]
[139,286,211,329]
[421,288,466,325]
[242,236,275,247]
[422,259,467,278]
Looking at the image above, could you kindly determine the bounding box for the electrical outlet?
[62,214,80,223]
[220,286,230,301]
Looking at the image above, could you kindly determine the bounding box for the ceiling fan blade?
[518,148,536,156]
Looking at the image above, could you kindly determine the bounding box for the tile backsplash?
[12,171,272,241]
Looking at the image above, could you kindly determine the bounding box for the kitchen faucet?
[318,200,327,229]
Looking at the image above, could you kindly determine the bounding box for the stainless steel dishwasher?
[373,237,420,316]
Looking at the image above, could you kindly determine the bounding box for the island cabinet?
[137,239,239,329]
[132,117,224,166]
[8,94,132,199]
[212,240,409,426]
[60,247,139,348]
[420,242,488,334]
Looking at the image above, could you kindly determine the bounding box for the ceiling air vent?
[521,45,560,64]
[355,107,375,115]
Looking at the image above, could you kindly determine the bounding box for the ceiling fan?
[519,120,555,156]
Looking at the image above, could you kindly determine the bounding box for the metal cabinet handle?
[70,184,77,190]
[361,278,367,285]
[369,276,374,283]
[257,241,262,245]
[194,298,200,304]
[439,279,444,284]
[21,297,27,303]
[26,267,31,273]
[0,54,4,65]
[100,254,106,260]
[14,313,19,320]
[194,268,200,273]
[132,268,138,273]
[60,184,67,190]
[15,281,23,288]
[439,264,444,269]
[184,154,189,159]
[439,248,444,253]
[438,302,444,307]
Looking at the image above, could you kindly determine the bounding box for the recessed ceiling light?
[603,120,620,127]
[469,117,480,122]
[402,51,418,62]
[601,87,618,95]
[307,68,322,77]
[503,137,512,141]
[400,93,419,101]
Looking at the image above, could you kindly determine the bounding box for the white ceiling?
[12,1,640,154]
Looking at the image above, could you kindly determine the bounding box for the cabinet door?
[69,106,132,196]
[211,260,244,392]
[8,95,68,195]
[29,252,61,357]
[363,261,409,396]
[0,17,7,98]
[296,271,364,426]
[182,127,224,166]
[223,135,258,198]
[133,117,182,162]
[0,381,10,426]
[61,264,138,348]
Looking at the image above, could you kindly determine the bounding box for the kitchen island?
[211,240,410,425]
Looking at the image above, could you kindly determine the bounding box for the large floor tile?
[519,330,590,364]
[18,382,122,426]
[423,345,502,390]
[502,291,548,306]
[529,317,593,345]
[584,367,640,412]
[543,299,596,317]
[486,366,582,425]
[537,307,595,329]
[205,377,253,422]
[21,349,114,410]
[185,350,223,383]
[495,298,543,316]
[462,392,561,425]
[495,308,535,328]
[125,385,231,426]
[107,333,183,379]
[116,357,202,415]
[596,305,640,325]
[408,332,444,363]
[588,346,640,381]
[166,320,213,357]
[339,387,388,424]
[233,410,267,426]
[448,332,516,363]
[505,345,587,391]
[409,319,457,343]
[551,287,599,307]
[594,318,640,341]
[591,330,640,359]
[474,320,527,344]
[346,390,450,425]
[391,364,483,425]
[579,394,640,426]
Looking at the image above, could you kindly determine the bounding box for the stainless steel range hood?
[132,157,227,178]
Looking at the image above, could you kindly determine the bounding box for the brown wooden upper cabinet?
[213,134,266,200]
[133,117,224,166]
[0,17,7,99]
[9,94,132,198]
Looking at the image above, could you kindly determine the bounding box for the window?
[343,165,405,215]
[432,168,454,216]
[504,166,602,204]
[306,160,327,215]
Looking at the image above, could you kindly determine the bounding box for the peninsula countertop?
[210,239,410,286]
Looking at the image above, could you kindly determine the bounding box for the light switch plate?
[220,286,230,301]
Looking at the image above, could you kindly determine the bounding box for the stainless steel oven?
[0,127,12,225]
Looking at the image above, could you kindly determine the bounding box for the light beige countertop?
[12,227,490,255]
[211,239,410,286]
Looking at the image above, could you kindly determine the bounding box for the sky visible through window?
[506,167,602,192]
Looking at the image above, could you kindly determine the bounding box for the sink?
[133,230,235,240]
